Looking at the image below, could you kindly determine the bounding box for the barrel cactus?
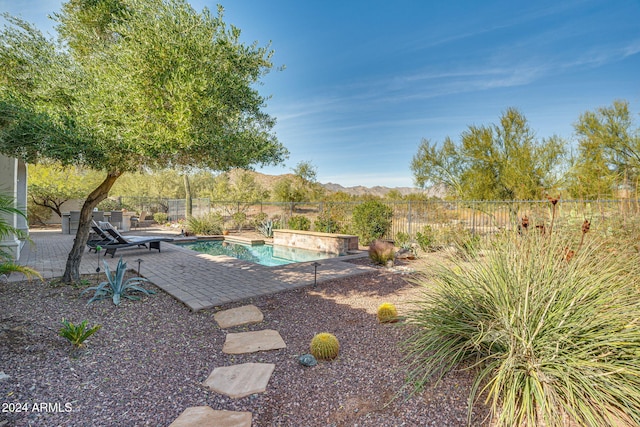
[310,332,340,360]
[377,302,398,323]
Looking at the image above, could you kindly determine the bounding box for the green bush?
[352,200,393,245]
[394,231,410,247]
[288,215,311,231]
[153,212,168,224]
[313,212,343,233]
[403,232,640,426]
[186,212,223,235]
[415,225,435,252]
[252,212,268,229]
[231,211,247,231]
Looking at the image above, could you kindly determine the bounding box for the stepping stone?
[222,329,286,354]
[214,304,264,329]
[169,406,251,427]
[204,363,276,399]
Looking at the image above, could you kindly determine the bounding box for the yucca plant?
[59,318,102,352]
[257,219,277,238]
[403,231,640,427]
[81,257,155,305]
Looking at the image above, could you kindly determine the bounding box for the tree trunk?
[183,173,192,218]
[62,171,121,283]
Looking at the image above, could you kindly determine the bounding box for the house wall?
[0,155,28,260]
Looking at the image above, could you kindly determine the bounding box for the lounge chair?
[102,227,173,258]
[87,222,117,252]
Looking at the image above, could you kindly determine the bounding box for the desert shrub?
[394,231,410,247]
[186,212,223,235]
[252,212,268,229]
[288,215,311,231]
[352,200,393,244]
[368,239,395,265]
[153,212,168,224]
[96,199,135,212]
[231,212,247,231]
[415,225,435,252]
[403,231,640,427]
[310,332,340,360]
[313,212,343,233]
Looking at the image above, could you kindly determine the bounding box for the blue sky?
[2,0,639,187]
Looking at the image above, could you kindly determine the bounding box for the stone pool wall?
[272,229,358,255]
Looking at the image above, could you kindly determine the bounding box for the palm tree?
[0,193,41,280]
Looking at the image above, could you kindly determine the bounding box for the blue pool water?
[178,240,339,266]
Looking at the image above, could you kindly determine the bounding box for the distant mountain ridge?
[227,169,438,198]
[321,182,426,198]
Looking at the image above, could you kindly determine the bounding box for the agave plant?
[81,256,155,305]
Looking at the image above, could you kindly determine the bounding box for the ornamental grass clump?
[368,239,395,266]
[186,212,223,235]
[403,230,640,427]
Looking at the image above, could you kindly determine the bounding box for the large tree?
[567,100,640,199]
[411,108,565,200]
[0,0,288,281]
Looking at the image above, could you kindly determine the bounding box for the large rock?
[204,363,276,399]
[169,406,251,427]
[214,305,263,329]
[222,329,286,354]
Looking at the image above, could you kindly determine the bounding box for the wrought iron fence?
[116,196,640,241]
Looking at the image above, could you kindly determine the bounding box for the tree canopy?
[0,0,288,281]
[567,100,640,199]
[411,108,566,200]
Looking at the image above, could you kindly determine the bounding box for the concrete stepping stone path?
[214,304,264,329]
[222,329,286,354]
[204,362,276,398]
[171,306,286,425]
[169,406,251,427]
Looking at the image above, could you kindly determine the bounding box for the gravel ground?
[1,258,488,427]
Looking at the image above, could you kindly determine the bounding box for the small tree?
[411,108,566,200]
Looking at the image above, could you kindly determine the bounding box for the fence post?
[407,200,412,237]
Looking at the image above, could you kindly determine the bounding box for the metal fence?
[116,196,640,241]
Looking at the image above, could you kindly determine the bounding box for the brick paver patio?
[10,228,374,311]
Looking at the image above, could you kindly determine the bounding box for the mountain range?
[227,169,439,198]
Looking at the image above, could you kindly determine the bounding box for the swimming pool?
[178,240,340,266]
